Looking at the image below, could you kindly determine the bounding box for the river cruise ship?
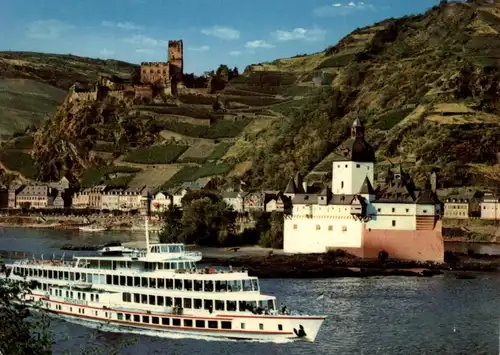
[1,220,326,342]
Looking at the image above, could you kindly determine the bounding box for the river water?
[0,228,499,355]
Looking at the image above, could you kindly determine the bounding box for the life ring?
[105,247,110,252]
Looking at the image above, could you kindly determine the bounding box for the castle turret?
[331,119,375,195]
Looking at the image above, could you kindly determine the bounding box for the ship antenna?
[145,216,150,254]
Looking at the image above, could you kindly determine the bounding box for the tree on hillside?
[258,212,284,249]
[0,280,52,355]
[181,197,236,246]
[158,204,183,243]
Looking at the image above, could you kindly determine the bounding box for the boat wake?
[53,314,295,344]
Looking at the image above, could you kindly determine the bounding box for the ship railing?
[175,267,248,275]
[13,259,77,268]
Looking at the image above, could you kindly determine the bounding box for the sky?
[1,0,444,74]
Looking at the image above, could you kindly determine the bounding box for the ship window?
[221,321,232,330]
[184,319,193,327]
[134,293,140,303]
[64,272,69,280]
[208,321,218,329]
[423,209,428,213]
[82,293,86,300]
[174,297,182,307]
[157,296,164,306]
[125,314,131,321]
[142,316,149,323]
[196,320,205,328]
[120,276,126,286]
[149,295,155,305]
[162,318,169,325]
[241,323,246,329]
[113,275,118,285]
[106,275,112,284]
[392,208,395,213]
[341,181,344,188]
[141,277,148,287]
[184,279,193,291]
[166,297,172,306]
[96,295,99,302]
[406,209,409,213]
[166,279,173,289]
[278,324,283,331]
[183,298,192,309]
[172,318,181,326]
[251,279,259,291]
[194,280,202,291]
[215,300,224,311]
[392,220,396,227]
[117,313,124,321]
[134,277,140,287]
[242,280,252,291]
[204,300,213,312]
[194,299,202,309]
[134,315,140,322]
[227,300,236,311]
[127,277,133,286]
[48,270,53,279]
[356,164,360,168]
[158,263,163,270]
[152,317,159,325]
[377,208,381,212]
[91,294,94,302]
[77,292,81,299]
[141,294,147,304]
[259,323,264,330]
[150,278,156,288]
[71,292,74,298]
[175,279,182,290]
[204,280,214,292]
[123,293,132,303]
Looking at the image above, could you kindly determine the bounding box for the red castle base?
[343,220,444,263]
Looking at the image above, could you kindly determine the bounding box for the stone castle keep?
[68,40,184,104]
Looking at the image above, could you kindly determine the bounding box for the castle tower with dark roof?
[331,119,375,195]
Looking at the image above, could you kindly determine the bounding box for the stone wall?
[69,90,97,104]
[140,62,170,85]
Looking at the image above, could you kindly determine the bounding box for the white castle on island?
[283,119,444,262]
[1,220,326,342]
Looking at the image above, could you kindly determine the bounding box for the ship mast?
[145,216,150,254]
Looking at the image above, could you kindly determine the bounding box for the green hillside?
[4,1,500,191]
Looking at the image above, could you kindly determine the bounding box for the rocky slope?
[4,1,500,191]
[0,52,137,137]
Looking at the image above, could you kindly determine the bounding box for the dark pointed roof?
[332,119,375,163]
[416,188,441,205]
[284,178,297,194]
[359,177,375,195]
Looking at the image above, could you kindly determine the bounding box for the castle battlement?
[141,61,170,66]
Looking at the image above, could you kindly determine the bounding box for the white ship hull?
[4,219,326,343]
[27,292,324,342]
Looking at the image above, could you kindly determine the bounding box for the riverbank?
[0,215,163,231]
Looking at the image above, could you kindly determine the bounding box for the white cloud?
[26,19,74,40]
[245,40,275,49]
[228,51,242,56]
[188,45,210,51]
[99,49,115,57]
[135,48,156,54]
[201,26,240,40]
[272,27,326,42]
[313,2,375,16]
[123,35,168,47]
[101,21,143,31]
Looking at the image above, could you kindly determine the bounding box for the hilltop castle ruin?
[68,40,184,105]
